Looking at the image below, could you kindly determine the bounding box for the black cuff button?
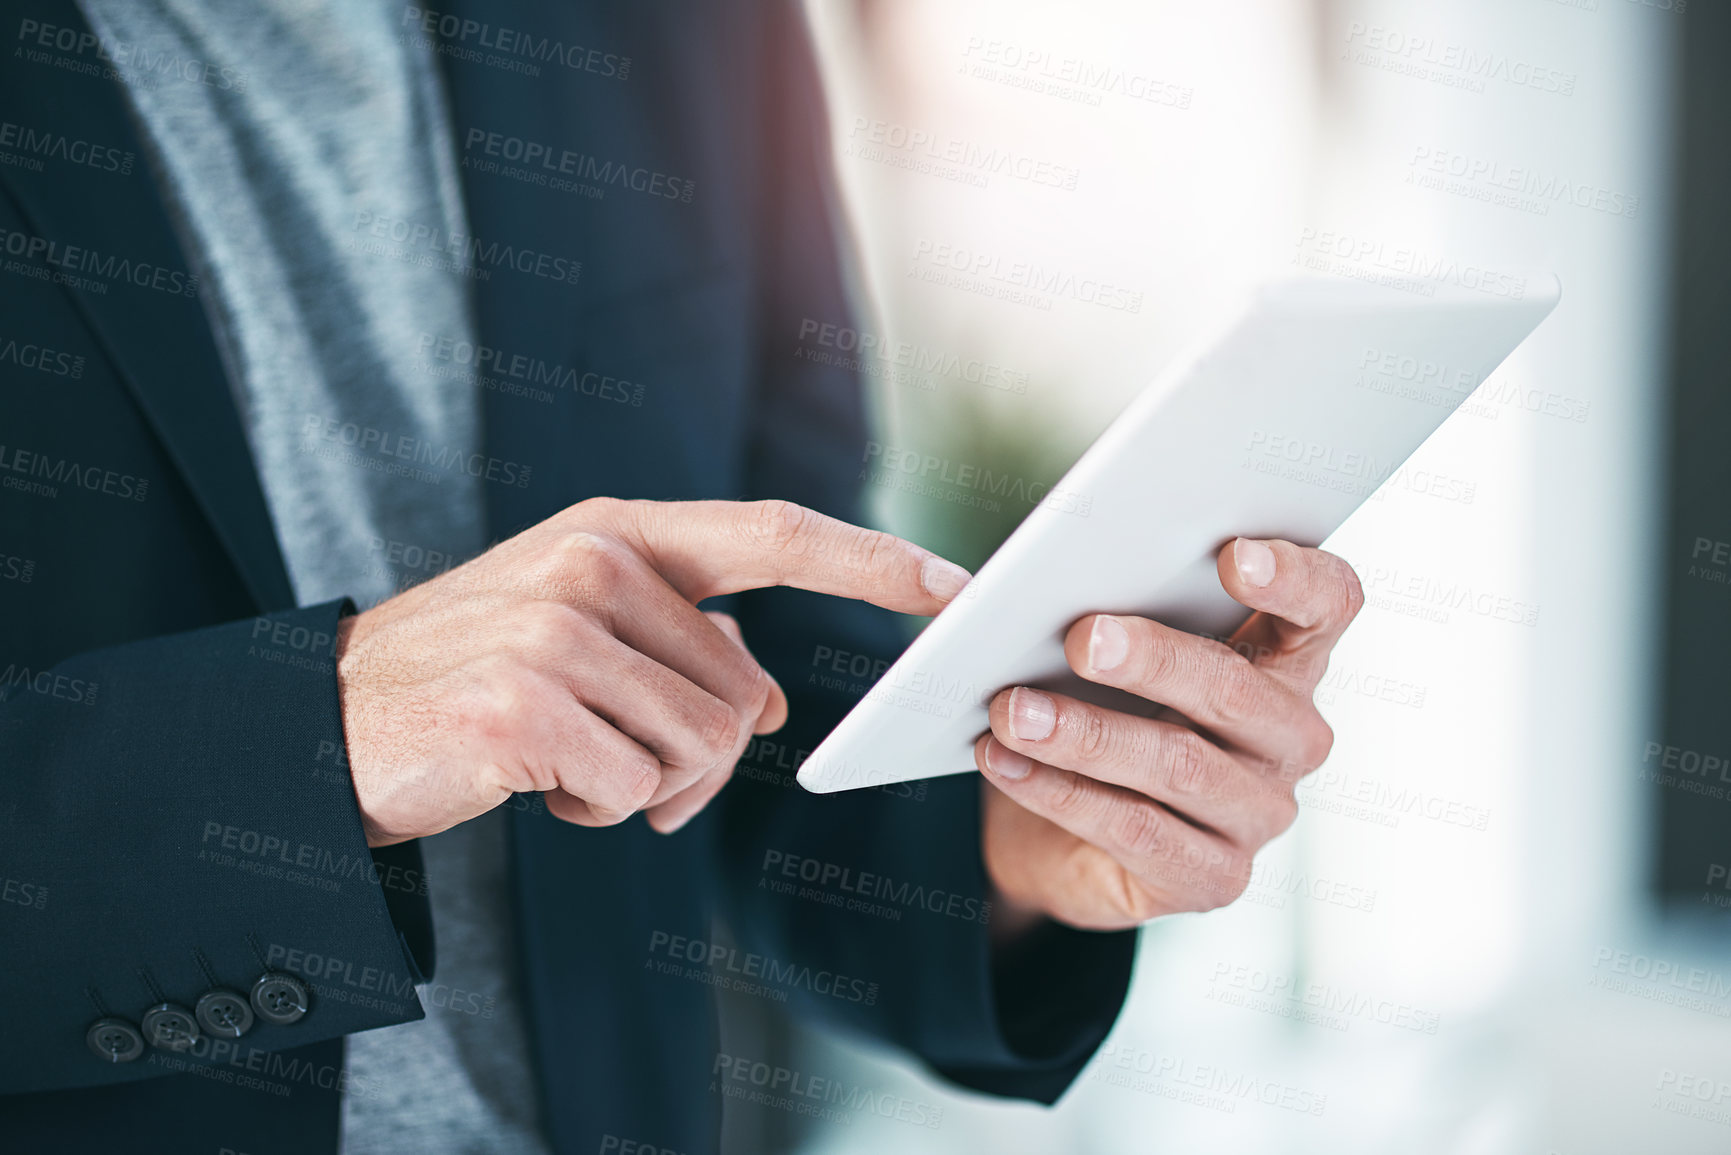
[86,1018,145,1063]
[195,988,255,1038]
[141,1003,200,1051]
[251,972,309,1025]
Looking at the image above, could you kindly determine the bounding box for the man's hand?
[337,497,970,847]
[976,538,1363,932]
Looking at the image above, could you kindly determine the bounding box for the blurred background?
[726,0,1731,1151]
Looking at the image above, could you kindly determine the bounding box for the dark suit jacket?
[0,2,1135,1151]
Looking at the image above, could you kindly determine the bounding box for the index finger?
[601,498,971,614]
[1215,538,1363,686]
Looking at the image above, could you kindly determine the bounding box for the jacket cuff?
[926,777,1137,1103]
[0,599,426,1093]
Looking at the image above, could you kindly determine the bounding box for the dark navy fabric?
[0,2,1136,1151]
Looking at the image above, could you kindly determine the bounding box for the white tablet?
[796,272,1561,793]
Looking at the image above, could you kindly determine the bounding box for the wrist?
[333,611,393,848]
[981,778,1052,946]
[988,880,1049,948]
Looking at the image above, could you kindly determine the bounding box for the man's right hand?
[335,498,970,846]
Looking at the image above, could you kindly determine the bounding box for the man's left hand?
[977,538,1364,932]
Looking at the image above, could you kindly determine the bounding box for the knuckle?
[721,646,769,705]
[614,754,662,811]
[847,529,899,587]
[1071,707,1115,763]
[693,697,745,765]
[461,671,532,741]
[1209,648,1263,723]
[576,494,625,522]
[1041,769,1092,821]
[1322,555,1364,627]
[1263,751,1306,787]
[1297,713,1335,770]
[545,530,630,589]
[1106,803,1167,860]
[1165,729,1216,796]
[1132,627,1181,688]
[742,663,773,718]
[517,599,583,646]
[748,499,812,556]
[1338,557,1366,621]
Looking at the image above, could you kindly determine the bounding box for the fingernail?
[1088,615,1129,672]
[1008,687,1055,742]
[920,556,971,602]
[1234,538,1276,588]
[984,738,1033,781]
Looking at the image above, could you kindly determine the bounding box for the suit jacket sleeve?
[715,0,1136,1106]
[0,599,432,1095]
